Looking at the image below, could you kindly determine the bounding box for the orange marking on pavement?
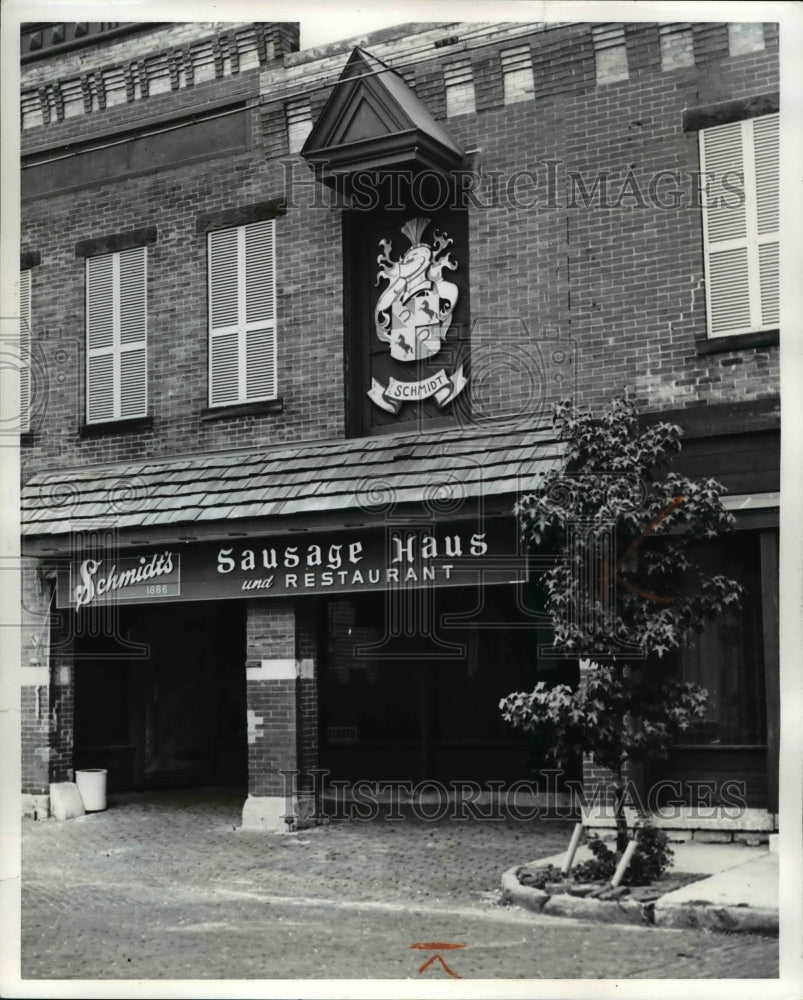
[410,942,466,950]
[417,954,462,977]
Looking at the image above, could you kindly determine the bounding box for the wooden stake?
[561,821,585,875]
[610,837,638,888]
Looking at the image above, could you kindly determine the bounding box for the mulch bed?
[516,863,706,903]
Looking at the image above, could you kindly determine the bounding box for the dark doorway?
[73,600,247,791]
[648,533,769,809]
[318,585,578,787]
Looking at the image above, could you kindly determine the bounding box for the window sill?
[696,330,778,355]
[200,399,284,421]
[80,415,154,437]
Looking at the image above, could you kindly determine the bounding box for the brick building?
[18,19,779,835]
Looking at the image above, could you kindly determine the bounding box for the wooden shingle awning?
[301,46,465,186]
[22,421,563,548]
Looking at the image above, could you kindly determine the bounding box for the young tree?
[500,391,743,852]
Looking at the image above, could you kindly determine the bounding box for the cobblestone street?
[19,789,779,981]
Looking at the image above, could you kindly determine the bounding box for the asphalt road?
[19,788,779,981]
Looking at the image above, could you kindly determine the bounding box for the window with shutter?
[19,270,31,433]
[700,113,779,338]
[208,220,277,406]
[85,247,148,423]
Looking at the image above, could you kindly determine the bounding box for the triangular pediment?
[334,91,405,146]
[302,46,464,185]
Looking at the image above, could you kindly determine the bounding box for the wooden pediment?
[302,47,465,185]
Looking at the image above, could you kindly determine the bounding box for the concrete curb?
[501,865,778,935]
[543,892,649,926]
[500,866,548,913]
[653,902,778,935]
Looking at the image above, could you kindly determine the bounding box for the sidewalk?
[20,789,779,979]
[502,838,778,934]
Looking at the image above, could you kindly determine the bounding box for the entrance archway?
[73,601,246,791]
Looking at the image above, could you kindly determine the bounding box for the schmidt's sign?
[69,551,180,609]
[58,524,525,610]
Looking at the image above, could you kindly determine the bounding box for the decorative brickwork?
[443,59,476,117]
[501,44,535,105]
[659,24,695,72]
[592,24,629,85]
[19,22,297,134]
[728,23,765,58]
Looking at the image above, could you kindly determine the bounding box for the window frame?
[206,218,278,408]
[84,246,149,425]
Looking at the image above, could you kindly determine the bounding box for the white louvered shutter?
[701,113,779,337]
[19,270,31,432]
[87,254,116,422]
[118,248,148,417]
[86,249,148,422]
[244,221,277,400]
[209,228,240,405]
[753,114,779,327]
[208,220,277,405]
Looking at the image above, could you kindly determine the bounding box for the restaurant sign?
[58,524,525,611]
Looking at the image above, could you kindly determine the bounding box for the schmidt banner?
[56,521,528,611]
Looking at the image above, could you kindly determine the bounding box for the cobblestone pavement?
[20,788,779,981]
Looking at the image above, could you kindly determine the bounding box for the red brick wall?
[434,22,780,421]
[20,20,779,484]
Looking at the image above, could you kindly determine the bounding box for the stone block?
[21,793,50,820]
[692,830,733,843]
[652,808,775,832]
[49,782,85,821]
[240,794,292,832]
[734,832,769,846]
[664,829,693,842]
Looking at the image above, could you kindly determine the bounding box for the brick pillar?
[241,599,318,832]
[295,602,319,794]
[21,556,51,816]
[20,559,75,818]
[50,593,75,784]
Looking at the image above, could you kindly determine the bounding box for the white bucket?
[75,769,108,812]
